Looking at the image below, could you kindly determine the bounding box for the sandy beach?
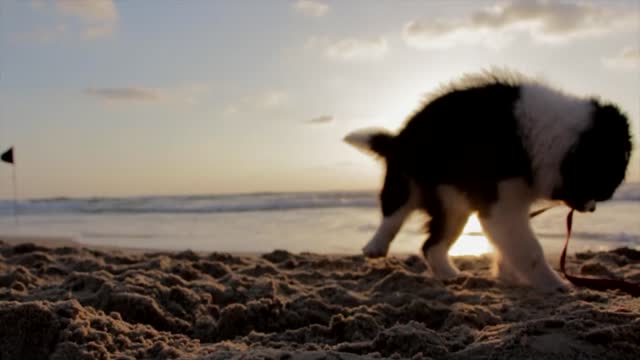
[0,238,638,359]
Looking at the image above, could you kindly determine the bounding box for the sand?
[0,239,639,360]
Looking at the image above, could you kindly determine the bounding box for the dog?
[345,70,632,291]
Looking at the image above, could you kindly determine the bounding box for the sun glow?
[448,215,494,256]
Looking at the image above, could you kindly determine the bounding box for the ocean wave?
[1,183,638,217]
[0,191,378,216]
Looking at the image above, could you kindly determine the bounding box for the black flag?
[1,147,14,164]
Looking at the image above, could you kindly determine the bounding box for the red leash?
[558,209,640,296]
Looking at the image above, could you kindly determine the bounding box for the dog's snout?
[566,199,597,212]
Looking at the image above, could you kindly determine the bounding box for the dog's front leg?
[363,204,413,258]
[480,180,569,291]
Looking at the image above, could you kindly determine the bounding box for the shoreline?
[0,233,573,258]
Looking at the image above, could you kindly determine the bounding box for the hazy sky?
[1,0,639,198]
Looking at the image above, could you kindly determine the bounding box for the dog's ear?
[344,128,394,158]
[559,101,632,205]
[593,103,632,160]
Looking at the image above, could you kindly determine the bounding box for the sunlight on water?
[448,215,494,256]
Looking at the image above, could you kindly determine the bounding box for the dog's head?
[555,101,632,212]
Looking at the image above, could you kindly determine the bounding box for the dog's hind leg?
[362,164,415,258]
[479,179,568,291]
[422,185,471,279]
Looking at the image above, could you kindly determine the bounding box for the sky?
[0,0,639,199]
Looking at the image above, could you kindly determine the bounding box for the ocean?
[1,183,639,256]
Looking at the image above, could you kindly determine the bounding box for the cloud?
[82,24,115,39]
[404,0,639,49]
[85,84,209,104]
[305,115,334,125]
[258,91,289,108]
[604,46,640,70]
[56,0,118,39]
[85,87,162,101]
[13,24,67,44]
[18,0,118,42]
[56,0,117,22]
[325,37,388,61]
[224,90,290,115]
[175,84,211,105]
[403,20,513,50]
[293,0,329,17]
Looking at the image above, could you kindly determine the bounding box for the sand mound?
[0,241,639,359]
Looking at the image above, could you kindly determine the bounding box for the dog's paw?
[546,281,572,293]
[362,241,389,258]
[493,259,526,286]
[431,267,461,280]
[529,278,571,293]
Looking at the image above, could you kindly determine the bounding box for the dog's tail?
[344,128,395,158]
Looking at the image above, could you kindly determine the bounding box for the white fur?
[514,84,594,198]
[362,183,418,258]
[362,205,412,258]
[344,128,391,153]
[480,179,568,291]
[493,254,526,285]
[425,185,472,279]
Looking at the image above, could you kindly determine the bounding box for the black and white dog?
[345,70,632,291]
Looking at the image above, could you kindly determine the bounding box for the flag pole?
[12,161,18,225]
[1,146,18,224]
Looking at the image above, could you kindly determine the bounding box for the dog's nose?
[584,200,596,212]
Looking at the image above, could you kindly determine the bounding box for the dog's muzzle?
[574,200,597,213]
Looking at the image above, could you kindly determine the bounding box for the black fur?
[368,133,395,158]
[379,161,410,217]
[557,102,632,210]
[384,83,529,218]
